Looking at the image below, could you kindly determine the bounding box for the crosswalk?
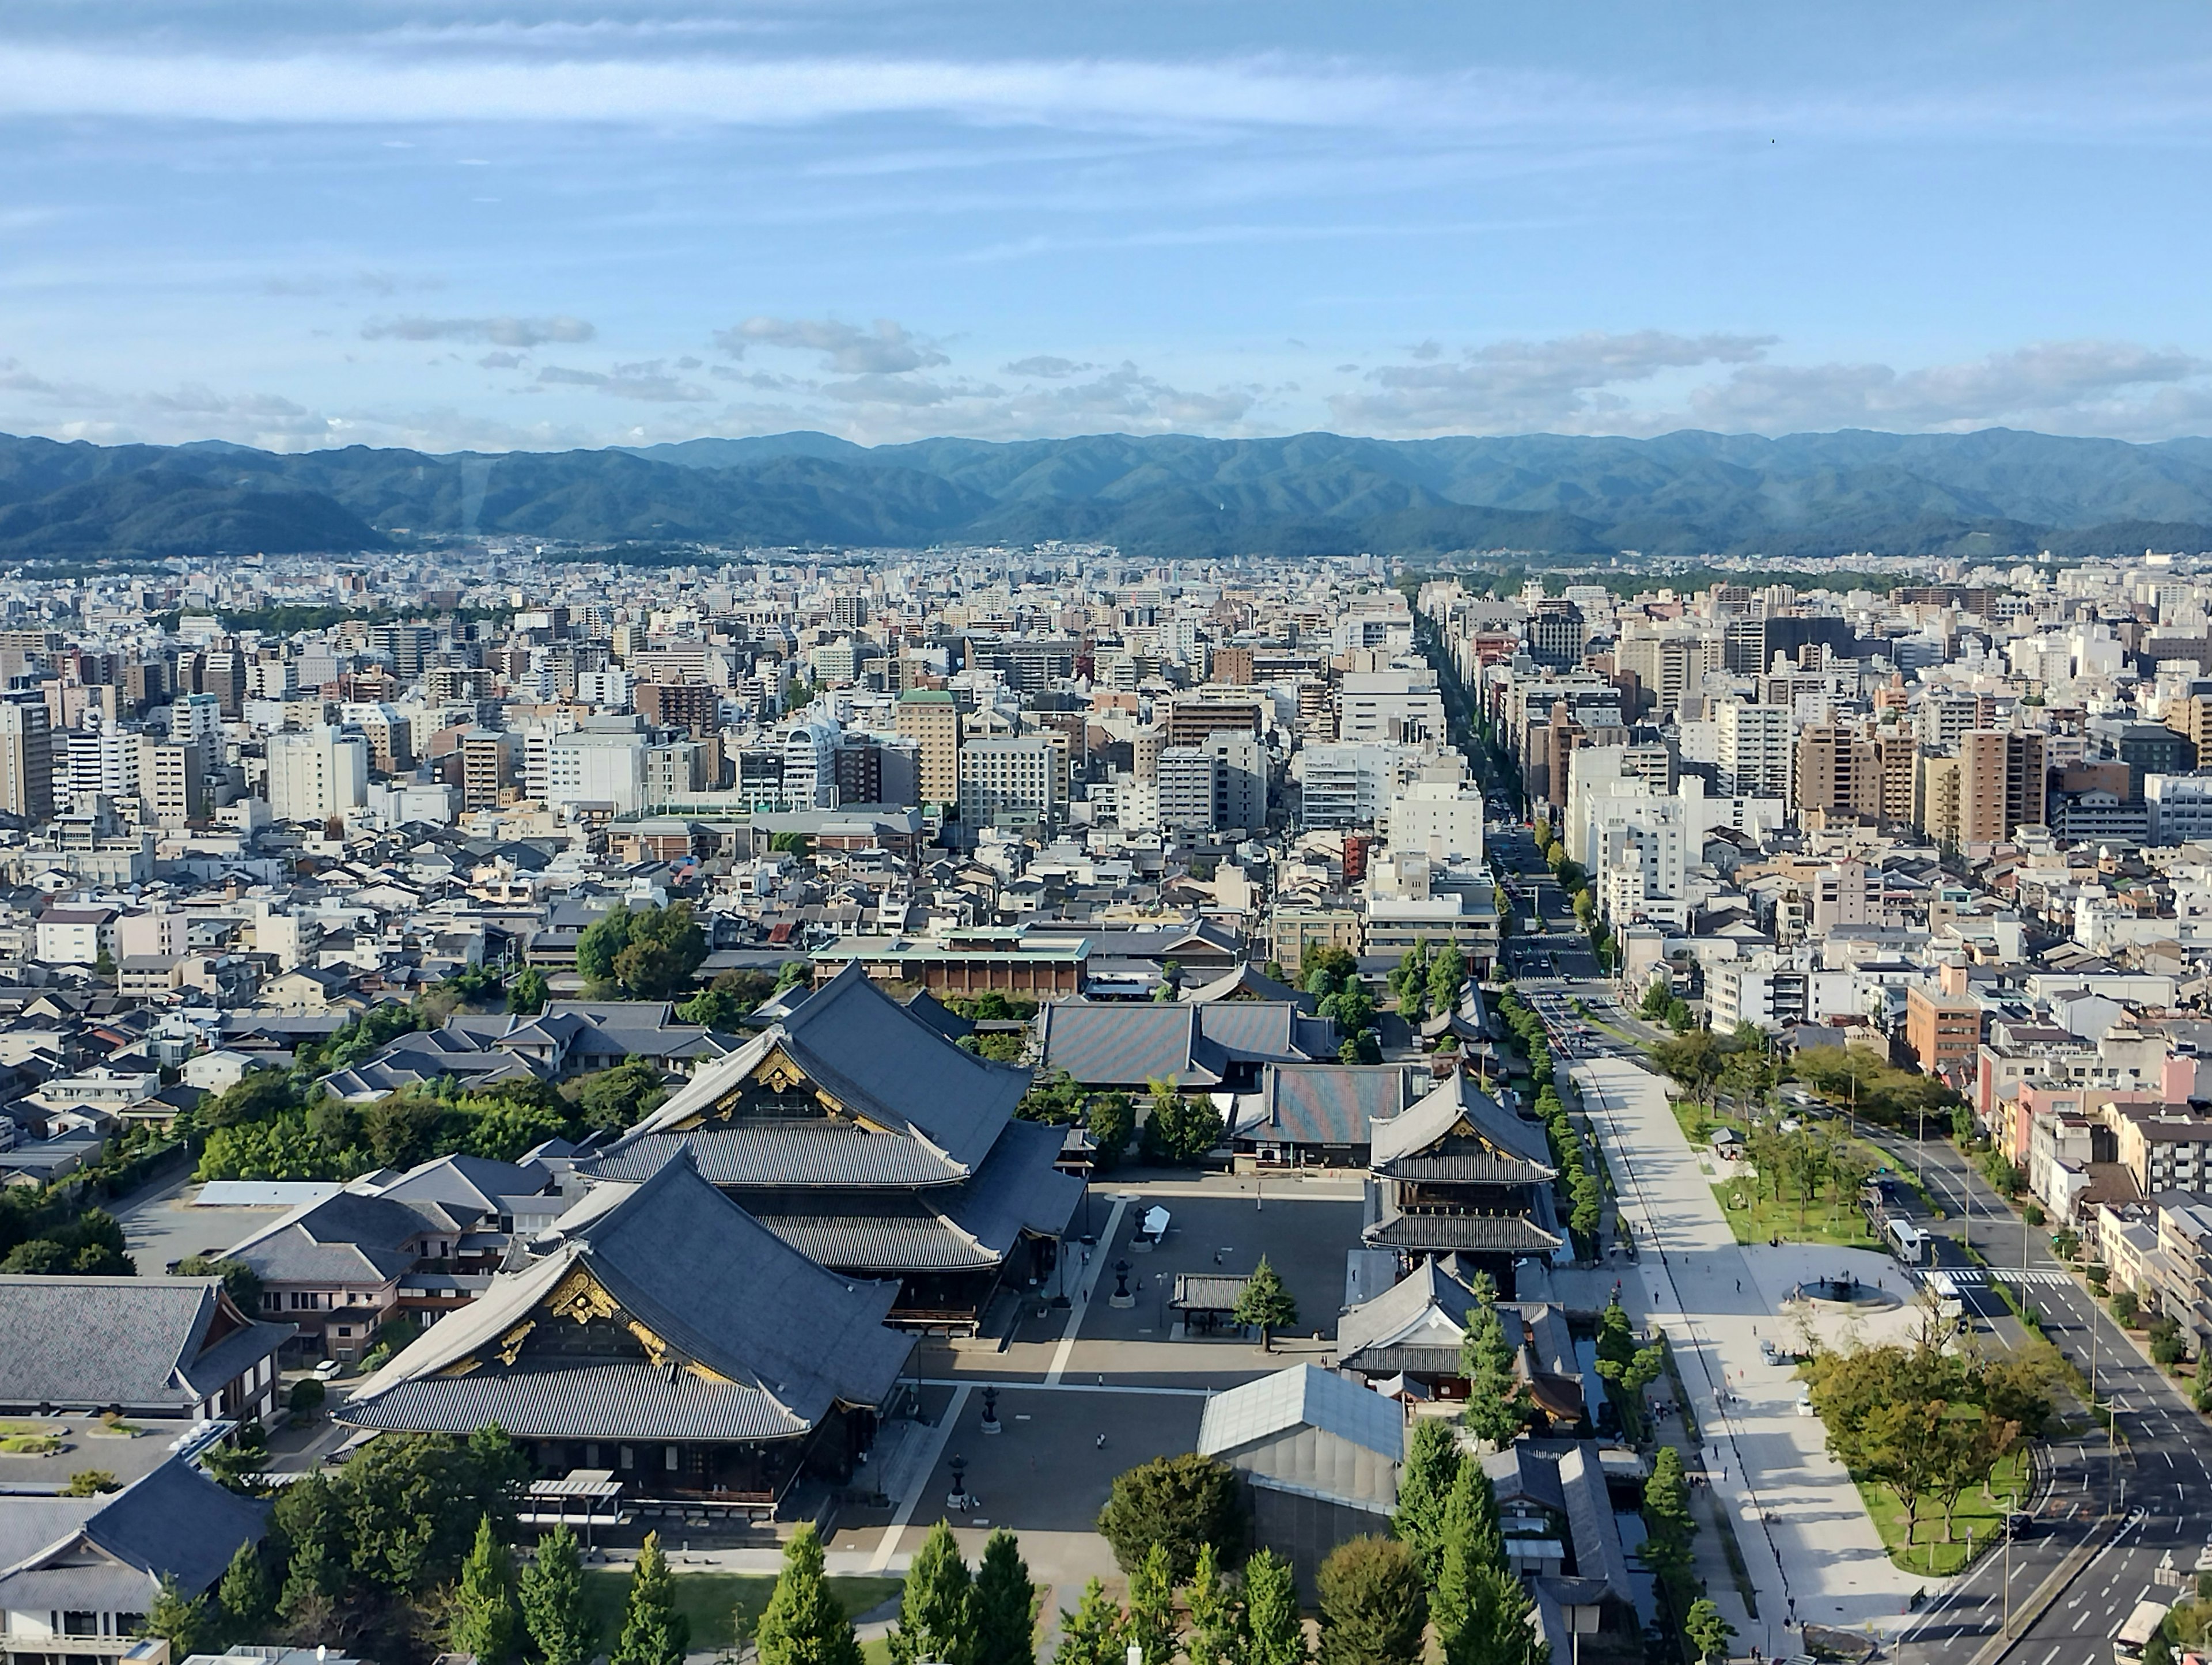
[1931,1267,2078,1289]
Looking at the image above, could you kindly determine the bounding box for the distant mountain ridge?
[5,426,2212,560]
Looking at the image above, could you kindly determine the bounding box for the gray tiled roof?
[226,1191,448,1285]
[0,1277,290,1413]
[1035,999,1325,1090]
[343,1154,911,1442]
[0,1458,269,1609]
[1370,1072,1554,1173]
[586,1120,971,1188]
[607,964,1029,1183]
[1238,1064,1421,1147]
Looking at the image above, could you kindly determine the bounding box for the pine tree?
[1434,1470,1532,1665]
[1641,1447,1696,1583]
[755,1523,862,1665]
[216,1541,274,1641]
[1232,1256,1299,1351]
[1315,1537,1425,1665]
[1243,1551,1307,1665]
[146,1575,209,1658]
[1684,1597,1734,1663]
[1126,1542,1179,1665]
[1051,1579,1128,1665]
[1458,1272,1532,1448]
[1183,1543,1244,1665]
[611,1533,689,1665]
[972,1529,1037,1665]
[888,1521,975,1665]
[519,1523,599,1665]
[451,1514,519,1665]
[1391,1417,1462,1581]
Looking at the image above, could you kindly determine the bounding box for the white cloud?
[535,361,712,402]
[1002,355,1093,378]
[1331,331,1776,434]
[363,314,594,347]
[715,317,948,375]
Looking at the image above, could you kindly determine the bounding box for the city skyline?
[7,3,2212,452]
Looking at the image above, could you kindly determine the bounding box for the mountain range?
[6,426,2212,562]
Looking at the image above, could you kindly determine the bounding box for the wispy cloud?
[714,317,948,374]
[363,314,594,347]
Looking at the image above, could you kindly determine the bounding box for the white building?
[546,728,647,814]
[1388,779,1486,864]
[781,718,840,810]
[958,735,1063,828]
[1714,699,1793,802]
[265,725,369,823]
[1336,669,1446,748]
[2148,774,2212,847]
[1298,744,1402,828]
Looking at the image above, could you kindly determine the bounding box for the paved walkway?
[1574,1057,1932,1655]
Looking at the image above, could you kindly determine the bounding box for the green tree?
[1126,1542,1179,1665]
[175,1253,262,1310]
[888,1521,975,1665]
[1300,943,1357,986]
[1088,1093,1134,1171]
[452,1514,519,1665]
[1232,1256,1299,1351]
[216,1541,274,1640]
[1141,1079,1225,1166]
[145,1574,208,1658]
[338,1428,528,1592]
[1097,1454,1247,1579]
[1640,1447,1696,1583]
[61,1469,119,1495]
[677,970,772,1030]
[575,906,634,987]
[612,902,709,999]
[756,1523,863,1665]
[1051,1579,1128,1665]
[1638,981,1672,1021]
[272,1470,347,1619]
[1183,1542,1243,1665]
[1426,944,1467,1015]
[1458,1273,1531,1447]
[1685,1598,1734,1663]
[1391,1416,1462,1581]
[1243,1550,1308,1665]
[519,1523,599,1665]
[611,1533,689,1665]
[1315,1537,1426,1665]
[507,965,550,1015]
[1434,1474,1533,1665]
[575,1059,669,1132]
[972,1529,1037,1665]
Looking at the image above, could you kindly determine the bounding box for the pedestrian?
[1736,1279,1741,1293]
[1096,1432,1107,1449]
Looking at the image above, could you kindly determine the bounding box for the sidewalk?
[1574,1057,1933,1655]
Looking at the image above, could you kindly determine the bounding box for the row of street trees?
[1494,984,1601,1250]
[1386,941,1468,1027]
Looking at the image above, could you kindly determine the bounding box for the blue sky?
[5,3,2212,452]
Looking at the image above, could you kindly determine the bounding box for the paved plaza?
[1574,1056,1931,1655]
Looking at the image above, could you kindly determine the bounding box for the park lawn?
[1710,1179,1882,1250]
[1855,1448,2032,1577]
[581,1570,901,1651]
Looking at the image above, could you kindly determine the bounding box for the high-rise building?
[957,735,1063,829]
[894,689,960,806]
[1795,723,1881,820]
[266,725,368,823]
[1957,730,2047,845]
[460,729,518,812]
[1714,699,1792,801]
[0,694,54,824]
[1525,600,1587,670]
[139,737,206,826]
[638,681,719,739]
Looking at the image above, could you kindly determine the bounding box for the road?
[1490,822,1604,984]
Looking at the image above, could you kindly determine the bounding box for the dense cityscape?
[0,530,2207,1665]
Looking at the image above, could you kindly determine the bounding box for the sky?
[6,3,2212,454]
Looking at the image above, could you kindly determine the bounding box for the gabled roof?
[1199,1363,1404,1462]
[1036,998,1323,1088]
[1370,1072,1555,1178]
[1336,1257,1484,1363]
[599,963,1031,1184]
[0,1458,269,1611]
[1180,964,1316,1010]
[342,1154,911,1443]
[226,1190,457,1285]
[1234,1064,1421,1147]
[0,1276,291,1414]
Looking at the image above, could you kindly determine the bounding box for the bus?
[1885,1218,1927,1266]
[2115,1598,2168,1663]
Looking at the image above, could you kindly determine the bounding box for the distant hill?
[6,426,2212,559]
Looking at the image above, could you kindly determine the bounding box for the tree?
[1232,1256,1298,1351]
[756,1523,862,1665]
[677,970,773,1030]
[217,1541,274,1639]
[888,1521,974,1665]
[611,1533,689,1665]
[576,905,635,987]
[287,1376,325,1417]
[1097,1454,1247,1579]
[1051,1579,1128,1665]
[1088,1093,1134,1171]
[507,965,550,1015]
[1638,980,1673,1021]
[1126,1542,1179,1665]
[452,1514,520,1665]
[1427,944,1467,1016]
[340,1427,529,1592]
[1684,1598,1734,1663]
[519,1523,599,1665]
[1458,1273,1531,1447]
[1183,1542,1243,1665]
[145,1574,208,1658]
[2113,1288,2140,1327]
[272,1471,347,1619]
[577,903,707,998]
[1141,1079,1225,1166]
[1315,1537,1425,1665]
[1391,1416,1462,1581]
[972,1529,1037,1665]
[1300,943,1357,986]
[175,1253,262,1310]
[1243,1550,1308,1665]
[575,1059,670,1133]
[62,1469,119,1495]
[1434,1474,1532,1665]
[1641,1447,1696,1583]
